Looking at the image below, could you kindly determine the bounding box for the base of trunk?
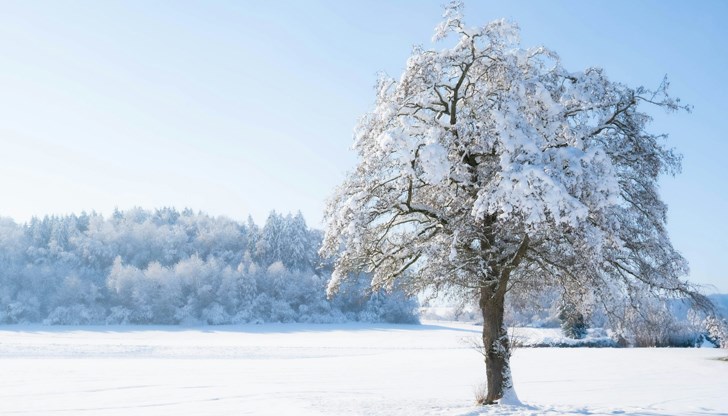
[498,386,522,406]
[480,284,514,404]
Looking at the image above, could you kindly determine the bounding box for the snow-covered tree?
[704,315,728,348]
[321,2,710,404]
[283,211,315,271]
[559,302,588,340]
[256,211,286,267]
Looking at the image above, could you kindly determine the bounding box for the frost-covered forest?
[0,208,418,325]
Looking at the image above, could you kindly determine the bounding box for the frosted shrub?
[705,316,728,348]
[106,306,132,324]
[269,299,297,323]
[3,293,42,323]
[361,291,419,324]
[44,305,103,325]
[559,304,588,340]
[201,302,228,325]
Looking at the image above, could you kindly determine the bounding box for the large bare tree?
[321,2,709,404]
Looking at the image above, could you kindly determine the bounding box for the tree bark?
[479,282,513,404]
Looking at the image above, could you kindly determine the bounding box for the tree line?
[0,208,418,325]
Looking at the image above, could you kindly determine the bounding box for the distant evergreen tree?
[559,303,588,339]
[256,211,285,267]
[283,211,314,271]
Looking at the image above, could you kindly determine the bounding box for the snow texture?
[0,321,726,416]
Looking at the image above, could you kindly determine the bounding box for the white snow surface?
[0,321,726,415]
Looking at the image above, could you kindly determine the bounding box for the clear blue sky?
[0,1,726,292]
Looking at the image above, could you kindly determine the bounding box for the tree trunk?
[479,283,515,404]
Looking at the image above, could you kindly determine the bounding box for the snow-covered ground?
[0,321,725,415]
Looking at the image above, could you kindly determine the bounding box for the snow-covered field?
[0,321,725,415]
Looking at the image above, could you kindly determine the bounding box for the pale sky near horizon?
[0,1,726,292]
